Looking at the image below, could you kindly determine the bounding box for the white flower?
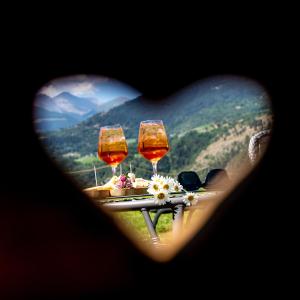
[153,190,169,205]
[159,177,174,193]
[184,192,201,205]
[184,192,196,202]
[127,172,136,182]
[172,179,183,193]
[147,181,161,194]
[151,174,164,184]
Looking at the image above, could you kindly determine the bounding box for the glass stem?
[152,161,158,175]
[112,166,117,176]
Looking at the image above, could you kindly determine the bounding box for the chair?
[248,130,271,164]
[177,169,230,191]
[177,171,202,191]
[202,168,230,190]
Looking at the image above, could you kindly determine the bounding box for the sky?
[38,75,141,104]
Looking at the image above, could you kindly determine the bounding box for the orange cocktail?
[138,120,169,175]
[98,125,128,175]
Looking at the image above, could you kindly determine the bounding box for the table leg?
[141,208,160,244]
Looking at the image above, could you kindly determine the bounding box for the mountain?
[35,92,98,115]
[99,96,130,112]
[39,76,273,187]
[42,77,271,155]
[34,107,82,131]
[34,92,131,131]
[74,77,270,141]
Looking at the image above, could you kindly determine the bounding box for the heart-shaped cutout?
[33,75,273,261]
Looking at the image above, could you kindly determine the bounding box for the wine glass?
[98,124,128,176]
[138,120,169,175]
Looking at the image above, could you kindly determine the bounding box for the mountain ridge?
[41,77,271,156]
[35,92,131,131]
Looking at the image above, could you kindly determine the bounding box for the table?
[96,192,220,245]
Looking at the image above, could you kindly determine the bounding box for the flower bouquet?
[147,174,201,206]
[110,173,149,196]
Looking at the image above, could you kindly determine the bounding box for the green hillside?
[38,76,273,188]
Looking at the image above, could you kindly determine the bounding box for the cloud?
[37,75,139,103]
[40,80,97,98]
[212,85,222,90]
[65,81,96,97]
[40,84,61,97]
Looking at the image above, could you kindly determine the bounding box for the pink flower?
[120,175,127,182]
[114,174,134,189]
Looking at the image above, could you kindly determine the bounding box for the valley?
[36,76,273,188]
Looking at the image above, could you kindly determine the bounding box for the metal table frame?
[100,193,217,245]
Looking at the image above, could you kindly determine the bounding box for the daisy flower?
[153,190,169,205]
[172,179,183,193]
[159,176,174,193]
[151,174,164,184]
[184,192,201,205]
[184,192,196,205]
[147,181,161,195]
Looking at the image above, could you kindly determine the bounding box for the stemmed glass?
[98,124,128,176]
[138,120,169,175]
